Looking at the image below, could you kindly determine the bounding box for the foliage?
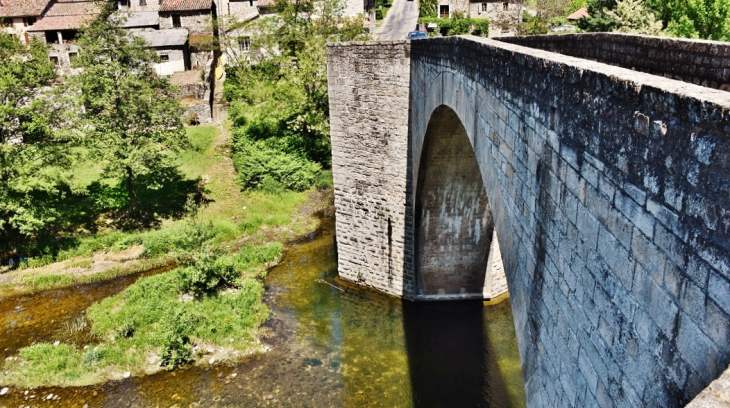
[315,170,334,190]
[528,0,575,29]
[604,0,663,34]
[521,11,550,34]
[67,9,188,214]
[0,30,65,257]
[232,137,322,192]
[419,17,491,36]
[577,0,619,31]
[159,308,198,369]
[419,0,438,18]
[650,0,730,40]
[177,252,239,298]
[567,0,588,13]
[224,0,368,193]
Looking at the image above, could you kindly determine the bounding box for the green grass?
[5,244,281,387]
[22,274,75,291]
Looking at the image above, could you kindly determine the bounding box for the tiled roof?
[0,0,53,17]
[132,28,188,47]
[567,7,590,20]
[26,13,91,30]
[122,11,159,27]
[44,0,99,16]
[159,0,212,12]
[27,0,98,31]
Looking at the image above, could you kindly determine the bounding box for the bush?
[232,140,321,192]
[159,308,198,370]
[315,170,333,190]
[419,0,437,18]
[419,17,490,36]
[178,252,239,298]
[375,8,385,20]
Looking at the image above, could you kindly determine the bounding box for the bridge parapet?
[328,34,730,407]
[500,33,730,90]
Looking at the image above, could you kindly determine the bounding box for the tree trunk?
[126,165,138,212]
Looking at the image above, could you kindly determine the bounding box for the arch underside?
[415,105,505,300]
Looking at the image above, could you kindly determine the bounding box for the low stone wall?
[499,33,730,90]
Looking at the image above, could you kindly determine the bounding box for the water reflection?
[403,300,509,408]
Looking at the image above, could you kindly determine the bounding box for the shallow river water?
[0,215,524,407]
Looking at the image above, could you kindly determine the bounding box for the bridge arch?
[415,105,506,299]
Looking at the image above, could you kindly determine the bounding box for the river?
[0,214,524,407]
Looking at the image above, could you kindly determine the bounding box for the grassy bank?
[0,125,322,299]
[2,244,281,387]
[0,124,332,387]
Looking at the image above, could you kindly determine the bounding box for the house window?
[238,36,250,52]
[502,2,508,10]
[49,56,59,65]
[159,54,170,61]
[23,17,35,26]
[439,4,448,18]
[501,23,509,32]
[172,14,181,27]
[68,52,78,62]
[481,3,487,11]
[140,0,146,5]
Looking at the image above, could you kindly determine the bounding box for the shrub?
[177,252,239,298]
[419,17,490,36]
[159,308,198,370]
[232,140,321,192]
[315,170,334,190]
[376,8,385,19]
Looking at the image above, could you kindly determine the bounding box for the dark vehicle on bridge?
[407,31,428,40]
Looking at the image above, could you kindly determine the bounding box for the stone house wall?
[159,10,211,31]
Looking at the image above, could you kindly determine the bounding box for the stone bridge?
[326,34,730,407]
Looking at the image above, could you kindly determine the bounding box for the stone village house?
[435,0,522,37]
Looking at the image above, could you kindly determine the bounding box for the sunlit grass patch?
[22,274,75,291]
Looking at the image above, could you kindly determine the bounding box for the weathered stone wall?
[327,33,730,407]
[159,11,211,31]
[327,41,411,297]
[500,33,730,90]
[408,35,730,407]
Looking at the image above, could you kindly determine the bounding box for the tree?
[576,0,619,31]
[68,9,187,214]
[0,31,64,258]
[604,0,663,34]
[224,0,368,171]
[651,0,730,40]
[521,0,573,34]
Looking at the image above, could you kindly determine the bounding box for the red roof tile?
[567,7,590,20]
[27,0,98,31]
[44,0,99,16]
[0,0,53,17]
[159,0,212,12]
[27,13,92,30]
